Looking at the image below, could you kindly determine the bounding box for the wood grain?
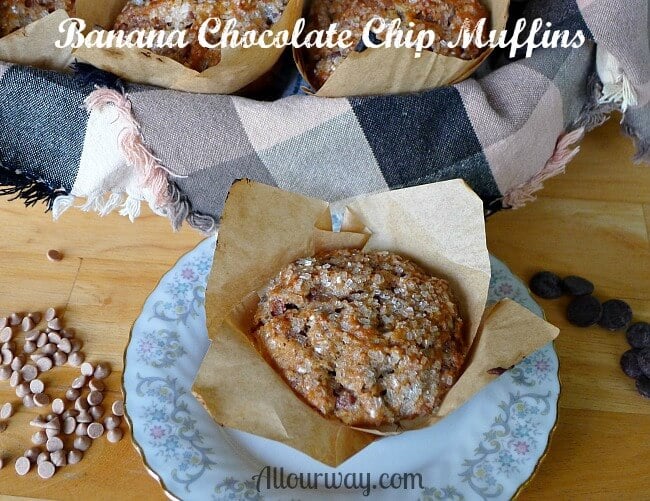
[0,203,200,500]
[0,116,648,499]
[488,117,650,498]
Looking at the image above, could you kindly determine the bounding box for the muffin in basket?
[301,0,490,90]
[253,248,466,428]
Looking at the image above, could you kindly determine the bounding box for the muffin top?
[114,0,289,71]
[253,249,466,428]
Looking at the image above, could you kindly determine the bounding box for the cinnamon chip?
[46,249,64,262]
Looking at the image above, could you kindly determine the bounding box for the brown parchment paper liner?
[193,179,559,467]
[0,10,74,71]
[294,0,509,97]
[71,0,304,94]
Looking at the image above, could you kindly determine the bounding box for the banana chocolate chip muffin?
[0,0,76,38]
[113,0,289,72]
[253,249,466,428]
[302,0,489,90]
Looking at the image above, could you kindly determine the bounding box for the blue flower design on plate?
[151,250,210,325]
[136,374,218,490]
[125,239,559,501]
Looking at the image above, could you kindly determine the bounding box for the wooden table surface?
[0,116,648,500]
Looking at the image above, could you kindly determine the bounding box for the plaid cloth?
[0,0,648,233]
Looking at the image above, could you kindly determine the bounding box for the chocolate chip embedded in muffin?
[301,0,489,90]
[0,0,76,38]
[253,249,466,428]
[113,0,289,72]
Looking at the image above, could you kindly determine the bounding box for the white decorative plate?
[124,237,559,501]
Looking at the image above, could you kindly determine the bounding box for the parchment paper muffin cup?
[192,179,559,467]
[293,0,510,97]
[0,10,74,71]
[71,0,305,94]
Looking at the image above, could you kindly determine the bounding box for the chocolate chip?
[90,405,104,421]
[74,436,91,452]
[21,316,34,332]
[46,249,63,262]
[80,362,94,377]
[529,271,563,299]
[75,423,88,436]
[44,308,57,322]
[561,275,594,296]
[104,415,120,430]
[93,362,111,380]
[9,313,22,326]
[51,398,65,415]
[627,322,650,349]
[15,456,31,475]
[46,437,63,452]
[37,460,56,479]
[20,364,38,382]
[36,356,53,372]
[32,430,47,445]
[24,447,40,463]
[63,417,76,435]
[67,450,83,464]
[0,402,14,419]
[71,375,87,389]
[111,400,124,417]
[29,379,44,394]
[621,350,643,378]
[47,318,62,331]
[0,327,13,344]
[65,388,80,401]
[638,349,650,378]
[107,428,123,443]
[50,450,66,467]
[567,295,602,327]
[87,422,104,439]
[598,299,633,331]
[33,393,51,407]
[636,375,650,398]
[88,379,104,392]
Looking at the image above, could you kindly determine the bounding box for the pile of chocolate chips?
[529,271,650,398]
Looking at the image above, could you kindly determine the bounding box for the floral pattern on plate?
[125,237,559,500]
